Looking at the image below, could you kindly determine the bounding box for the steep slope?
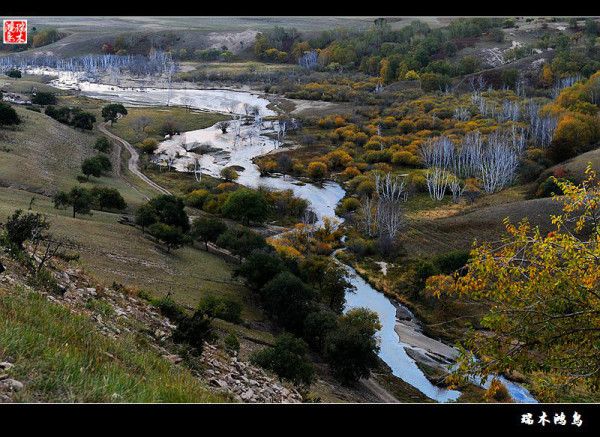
[0,250,301,403]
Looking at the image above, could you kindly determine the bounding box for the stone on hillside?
[1,379,24,392]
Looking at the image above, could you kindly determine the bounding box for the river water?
[43,69,535,403]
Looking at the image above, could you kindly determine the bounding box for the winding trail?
[98,121,402,403]
[98,122,172,196]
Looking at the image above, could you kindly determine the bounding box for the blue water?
[342,262,462,402]
[47,71,535,403]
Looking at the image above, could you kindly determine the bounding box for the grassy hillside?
[0,105,97,193]
[0,102,154,209]
[0,187,254,314]
[0,77,234,210]
[0,285,228,403]
[544,146,600,184]
[402,196,562,257]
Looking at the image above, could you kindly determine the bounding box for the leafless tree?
[375,172,407,203]
[478,130,521,193]
[132,116,151,140]
[298,50,318,69]
[164,153,176,172]
[181,95,193,112]
[277,153,292,178]
[468,75,487,93]
[217,121,230,134]
[448,174,465,203]
[453,106,471,121]
[358,195,378,238]
[551,74,582,99]
[275,120,287,148]
[375,200,404,244]
[192,158,202,182]
[31,235,70,274]
[420,136,455,201]
[498,99,521,122]
[526,101,557,148]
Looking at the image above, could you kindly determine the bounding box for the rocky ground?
[0,251,302,403]
[0,360,23,402]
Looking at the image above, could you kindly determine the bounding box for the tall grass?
[0,286,230,403]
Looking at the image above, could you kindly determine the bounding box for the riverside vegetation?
[2,16,600,403]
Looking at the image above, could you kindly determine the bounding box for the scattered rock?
[0,378,24,392]
[0,362,14,371]
[0,252,303,404]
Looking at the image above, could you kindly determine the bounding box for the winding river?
[42,69,535,403]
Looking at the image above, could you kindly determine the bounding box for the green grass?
[0,105,97,192]
[107,107,229,145]
[0,285,229,402]
[0,75,63,94]
[402,196,562,257]
[0,103,151,209]
[0,187,260,320]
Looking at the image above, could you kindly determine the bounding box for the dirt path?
[98,123,172,196]
[359,377,400,403]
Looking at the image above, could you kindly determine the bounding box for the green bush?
[251,333,314,385]
[216,226,267,259]
[338,197,361,214]
[536,176,568,198]
[236,250,287,290]
[414,259,438,287]
[6,69,21,78]
[431,250,470,274]
[260,272,316,333]
[518,159,546,184]
[303,310,338,351]
[221,188,270,225]
[32,91,57,105]
[197,294,242,324]
[172,309,213,354]
[4,209,49,250]
[154,294,186,322]
[93,137,112,153]
[148,222,184,253]
[324,308,380,385]
[347,238,376,258]
[185,189,210,208]
[0,102,21,127]
[223,333,240,355]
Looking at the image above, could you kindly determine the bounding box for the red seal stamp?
[3,20,28,44]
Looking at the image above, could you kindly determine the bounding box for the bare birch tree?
[369,172,408,246]
[420,136,455,201]
[358,195,378,238]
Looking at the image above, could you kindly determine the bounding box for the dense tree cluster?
[31,91,57,106]
[253,18,505,82]
[232,220,380,386]
[182,177,307,227]
[54,186,126,217]
[45,105,96,130]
